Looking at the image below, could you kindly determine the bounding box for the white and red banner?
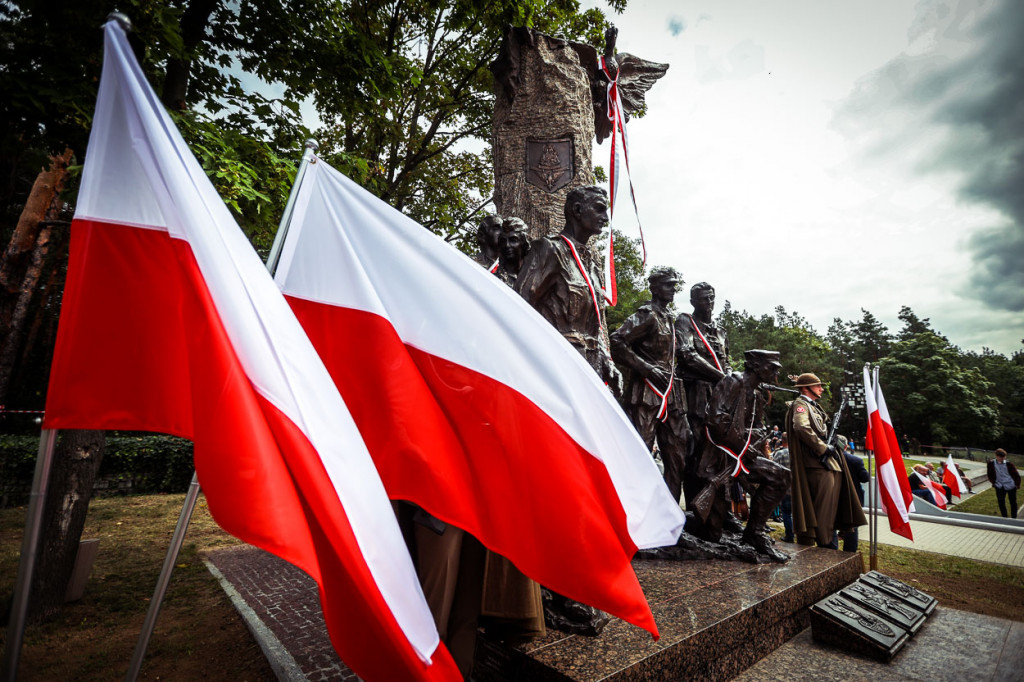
[598,55,647,307]
[43,21,457,681]
[864,366,915,540]
[943,452,969,499]
[274,157,685,638]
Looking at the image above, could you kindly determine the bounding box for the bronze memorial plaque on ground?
[810,594,910,662]
[860,570,937,616]
[840,581,927,635]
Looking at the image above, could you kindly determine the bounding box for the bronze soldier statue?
[474,214,503,270]
[495,217,531,287]
[610,266,690,504]
[514,185,619,634]
[515,185,621,395]
[689,349,790,562]
[675,282,732,530]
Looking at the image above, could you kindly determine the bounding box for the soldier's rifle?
[690,431,768,522]
[819,393,849,466]
[760,383,799,395]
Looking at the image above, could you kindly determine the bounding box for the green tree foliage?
[717,302,842,426]
[605,229,649,331]
[231,0,620,251]
[960,345,1024,451]
[881,331,1001,446]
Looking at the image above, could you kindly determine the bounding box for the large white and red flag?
[943,452,969,500]
[864,366,914,540]
[274,156,685,638]
[42,20,458,681]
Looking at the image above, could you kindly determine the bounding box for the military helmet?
[791,372,822,388]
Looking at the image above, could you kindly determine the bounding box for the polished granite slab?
[736,607,1024,682]
[474,541,862,681]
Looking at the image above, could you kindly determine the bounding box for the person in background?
[988,448,1020,518]
[771,433,794,543]
[838,436,870,552]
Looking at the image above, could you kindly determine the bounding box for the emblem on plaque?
[526,138,574,193]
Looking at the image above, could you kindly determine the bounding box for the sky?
[589,0,1023,356]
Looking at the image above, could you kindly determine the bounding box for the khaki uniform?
[786,395,866,547]
[610,302,690,503]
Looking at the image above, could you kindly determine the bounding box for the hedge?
[0,432,194,506]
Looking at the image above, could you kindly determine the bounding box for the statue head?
[477,215,503,253]
[499,217,531,270]
[563,185,609,243]
[690,282,716,317]
[744,349,781,385]
[648,266,681,306]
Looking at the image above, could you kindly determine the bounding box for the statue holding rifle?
[689,350,791,562]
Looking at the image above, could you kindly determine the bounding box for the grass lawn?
[3,493,1024,680]
[0,493,275,682]
[951,487,1008,517]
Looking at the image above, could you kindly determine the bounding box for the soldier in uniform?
[494,217,531,287]
[610,266,690,504]
[474,214,503,270]
[675,282,730,516]
[785,373,867,548]
[688,350,790,561]
[515,185,621,393]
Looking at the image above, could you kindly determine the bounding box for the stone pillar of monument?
[491,28,596,241]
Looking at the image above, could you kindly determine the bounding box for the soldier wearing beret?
[785,373,867,548]
[610,266,690,503]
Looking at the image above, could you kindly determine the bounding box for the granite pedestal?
[474,542,861,681]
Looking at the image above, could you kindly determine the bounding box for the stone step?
[474,544,862,681]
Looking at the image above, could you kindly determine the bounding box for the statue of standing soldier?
[515,185,620,395]
[610,266,690,504]
[688,350,791,562]
[514,185,618,635]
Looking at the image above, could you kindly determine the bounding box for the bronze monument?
[689,349,791,562]
[610,266,690,503]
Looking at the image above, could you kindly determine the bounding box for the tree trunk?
[0,149,73,406]
[28,430,106,623]
[161,0,221,110]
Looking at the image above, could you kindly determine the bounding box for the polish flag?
[912,472,948,509]
[42,21,457,681]
[943,452,969,499]
[864,367,914,540]
[274,157,685,637]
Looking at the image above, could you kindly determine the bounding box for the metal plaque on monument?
[810,594,910,662]
[491,27,595,240]
[860,570,938,616]
[840,580,927,635]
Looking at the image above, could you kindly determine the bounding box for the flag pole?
[1,428,59,679]
[124,472,200,681]
[265,138,319,276]
[123,138,318,682]
[868,363,879,571]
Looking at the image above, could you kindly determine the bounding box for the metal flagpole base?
[125,471,202,682]
[2,429,59,681]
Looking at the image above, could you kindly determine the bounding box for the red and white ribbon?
[644,326,676,422]
[599,55,648,307]
[489,258,499,274]
[705,393,759,477]
[690,317,723,372]
[561,235,602,331]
